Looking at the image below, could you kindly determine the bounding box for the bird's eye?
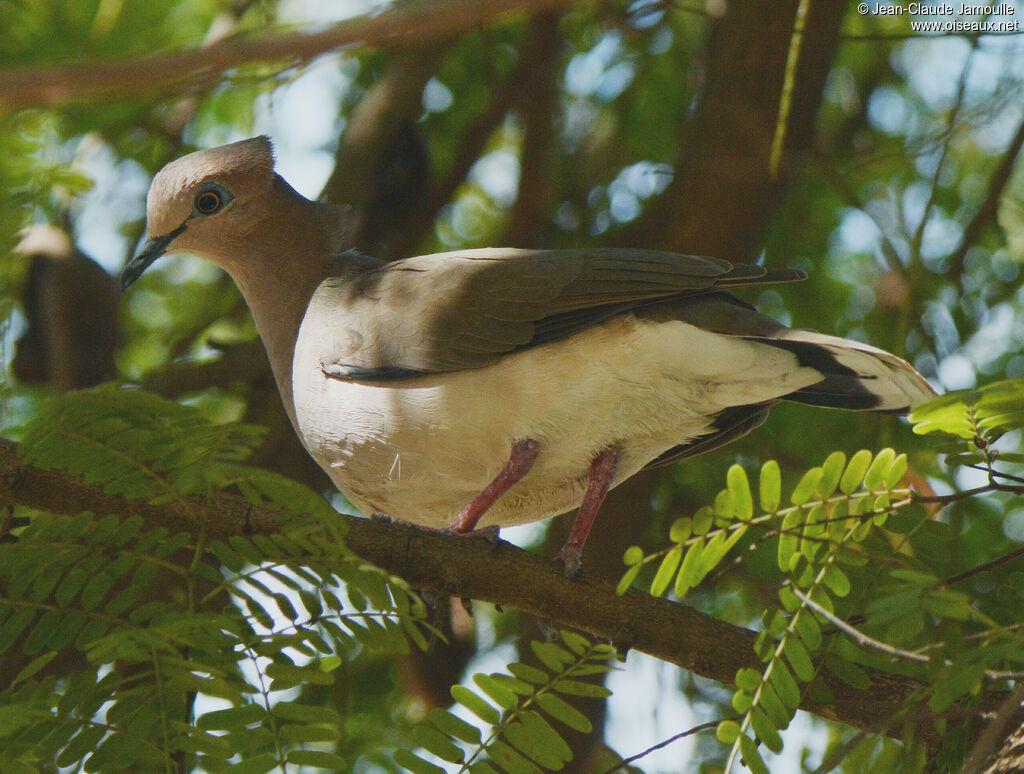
[195,190,223,215]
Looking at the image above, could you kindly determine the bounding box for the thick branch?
[0,0,577,109]
[631,0,847,258]
[0,437,997,750]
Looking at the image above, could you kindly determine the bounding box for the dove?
[122,136,934,572]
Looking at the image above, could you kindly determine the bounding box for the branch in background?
[0,437,1003,753]
[385,30,539,259]
[503,11,563,247]
[0,0,577,109]
[946,113,1024,286]
[629,0,847,259]
[319,47,446,212]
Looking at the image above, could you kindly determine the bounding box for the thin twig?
[600,718,729,773]
[945,545,1024,587]
[791,587,1024,682]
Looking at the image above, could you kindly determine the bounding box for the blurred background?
[1,0,1023,770]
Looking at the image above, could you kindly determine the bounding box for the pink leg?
[558,446,621,575]
[450,439,540,533]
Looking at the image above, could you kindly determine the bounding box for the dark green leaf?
[535,692,592,733]
[451,685,500,725]
[430,708,482,744]
[413,724,464,763]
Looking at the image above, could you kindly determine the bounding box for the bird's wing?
[312,248,805,379]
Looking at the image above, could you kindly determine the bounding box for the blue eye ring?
[193,183,233,216]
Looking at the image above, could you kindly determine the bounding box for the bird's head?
[121,135,277,290]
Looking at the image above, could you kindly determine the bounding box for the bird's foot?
[554,545,583,579]
[443,523,502,545]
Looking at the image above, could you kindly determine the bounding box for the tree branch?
[0,0,578,109]
[946,112,1024,286]
[630,0,847,259]
[0,437,1001,751]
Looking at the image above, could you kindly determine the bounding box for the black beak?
[121,223,186,291]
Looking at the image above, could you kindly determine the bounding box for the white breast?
[291,314,820,528]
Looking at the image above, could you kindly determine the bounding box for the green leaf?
[717,719,741,743]
[784,636,815,682]
[757,681,791,731]
[817,452,846,499]
[650,545,682,597]
[487,739,544,774]
[278,724,341,743]
[469,762,503,774]
[622,546,643,566]
[669,517,692,543]
[504,711,572,769]
[692,507,713,535]
[265,660,333,688]
[824,653,871,690]
[799,504,825,561]
[864,449,896,491]
[714,489,735,518]
[728,465,753,520]
[794,610,822,651]
[791,467,823,505]
[739,732,771,774]
[778,585,799,613]
[197,704,266,730]
[550,679,611,698]
[929,664,987,711]
[768,660,801,709]
[273,702,341,725]
[617,563,642,595]
[56,726,105,767]
[491,673,533,696]
[884,453,908,489]
[228,753,279,774]
[394,750,446,774]
[910,391,977,438]
[530,641,573,672]
[430,708,482,744]
[507,663,548,686]
[735,667,762,693]
[759,460,781,513]
[474,674,518,710]
[675,535,706,598]
[535,692,592,733]
[13,650,58,686]
[777,509,802,573]
[286,750,347,769]
[841,450,873,494]
[413,724,465,763]
[559,630,590,655]
[822,565,851,597]
[749,704,778,753]
[731,690,753,713]
[79,572,114,611]
[24,609,63,655]
[451,685,500,725]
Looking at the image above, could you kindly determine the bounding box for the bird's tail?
[756,330,936,414]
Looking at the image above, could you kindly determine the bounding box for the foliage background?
[1,0,1024,772]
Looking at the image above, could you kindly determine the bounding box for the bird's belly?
[292,315,821,528]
